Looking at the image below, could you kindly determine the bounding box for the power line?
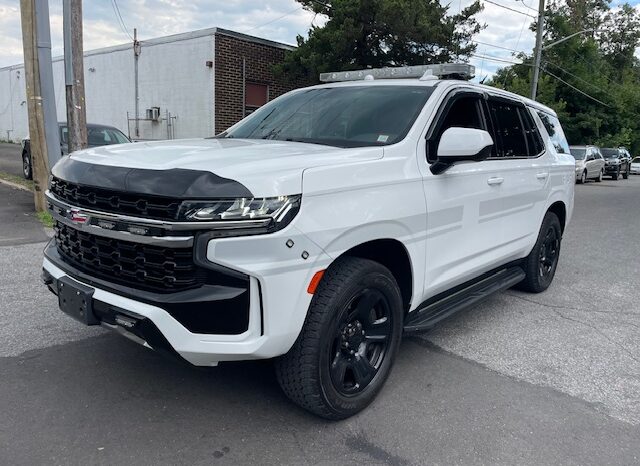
[111,0,133,41]
[541,67,611,107]
[471,53,532,66]
[242,6,303,33]
[543,59,609,96]
[472,39,527,54]
[482,0,537,18]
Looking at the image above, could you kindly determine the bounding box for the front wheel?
[578,170,587,184]
[595,169,603,182]
[623,165,629,179]
[276,257,403,420]
[516,212,562,293]
[22,152,32,180]
[612,168,619,180]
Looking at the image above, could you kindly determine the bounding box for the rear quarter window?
[536,111,570,155]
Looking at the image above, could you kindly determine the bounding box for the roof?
[0,27,294,72]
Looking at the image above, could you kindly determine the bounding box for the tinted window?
[570,148,586,159]
[537,111,570,154]
[488,99,527,158]
[520,107,544,156]
[601,148,619,158]
[632,157,640,163]
[223,86,435,148]
[87,127,130,146]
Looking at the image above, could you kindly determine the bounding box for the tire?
[612,168,619,180]
[275,256,403,420]
[595,169,603,182]
[22,151,32,180]
[578,170,586,184]
[623,165,629,179]
[516,212,562,293]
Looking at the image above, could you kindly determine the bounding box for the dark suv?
[600,147,631,180]
[20,122,130,179]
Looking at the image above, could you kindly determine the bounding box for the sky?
[0,0,635,79]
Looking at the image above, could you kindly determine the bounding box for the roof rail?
[319,63,475,83]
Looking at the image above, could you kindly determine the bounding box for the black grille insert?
[50,177,181,221]
[54,221,204,293]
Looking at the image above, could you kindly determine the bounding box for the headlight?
[178,195,301,233]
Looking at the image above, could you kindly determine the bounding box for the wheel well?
[341,239,412,312]
[547,201,566,233]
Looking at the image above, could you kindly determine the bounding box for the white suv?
[42,64,574,419]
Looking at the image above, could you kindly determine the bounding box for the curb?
[0,177,32,193]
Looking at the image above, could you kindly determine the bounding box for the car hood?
[60,138,383,197]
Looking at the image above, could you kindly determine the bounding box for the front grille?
[54,221,204,293]
[50,177,181,221]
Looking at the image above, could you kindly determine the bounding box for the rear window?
[570,148,586,159]
[537,111,570,154]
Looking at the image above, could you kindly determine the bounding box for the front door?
[419,89,508,297]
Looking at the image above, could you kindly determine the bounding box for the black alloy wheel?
[623,164,629,179]
[516,211,562,293]
[538,227,560,281]
[276,256,403,419]
[328,288,392,396]
[612,167,620,180]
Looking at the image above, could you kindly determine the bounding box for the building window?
[245,83,268,115]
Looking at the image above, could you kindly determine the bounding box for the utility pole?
[133,28,141,139]
[20,0,61,211]
[530,0,546,100]
[63,0,88,152]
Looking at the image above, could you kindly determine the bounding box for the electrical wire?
[543,60,609,96]
[541,67,611,107]
[111,0,133,41]
[482,0,536,18]
[242,6,304,33]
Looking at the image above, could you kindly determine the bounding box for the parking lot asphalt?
[0,141,24,178]
[0,138,638,465]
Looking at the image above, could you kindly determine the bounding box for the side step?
[403,266,525,333]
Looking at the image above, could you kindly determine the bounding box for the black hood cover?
[52,157,254,199]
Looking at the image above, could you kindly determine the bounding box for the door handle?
[536,172,549,180]
[487,177,504,186]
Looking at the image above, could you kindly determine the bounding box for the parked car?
[631,156,640,175]
[570,145,605,183]
[600,147,630,180]
[42,63,574,419]
[20,122,130,179]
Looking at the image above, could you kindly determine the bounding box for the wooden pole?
[63,0,88,152]
[20,0,49,210]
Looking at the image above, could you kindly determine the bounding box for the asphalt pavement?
[0,140,639,465]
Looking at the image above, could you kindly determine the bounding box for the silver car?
[631,157,640,175]
[570,145,605,183]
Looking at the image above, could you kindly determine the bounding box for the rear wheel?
[22,151,32,180]
[516,212,562,293]
[579,170,587,184]
[275,257,403,420]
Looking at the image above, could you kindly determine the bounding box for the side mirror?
[431,127,494,175]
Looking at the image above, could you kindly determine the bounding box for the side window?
[520,107,544,156]
[427,93,485,163]
[487,98,528,158]
[536,111,570,155]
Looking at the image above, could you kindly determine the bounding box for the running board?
[403,266,525,333]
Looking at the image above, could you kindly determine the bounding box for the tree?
[486,0,640,154]
[277,0,484,79]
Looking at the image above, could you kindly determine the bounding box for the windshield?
[221,86,435,148]
[570,147,586,159]
[600,148,619,158]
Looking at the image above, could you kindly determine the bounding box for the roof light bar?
[319,63,475,82]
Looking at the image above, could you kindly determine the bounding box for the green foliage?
[277,0,484,79]
[486,0,640,154]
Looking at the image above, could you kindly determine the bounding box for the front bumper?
[604,165,620,174]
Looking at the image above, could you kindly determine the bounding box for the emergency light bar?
[319,63,475,82]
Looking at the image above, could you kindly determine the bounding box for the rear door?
[482,96,550,260]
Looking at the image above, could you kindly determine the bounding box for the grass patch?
[0,171,34,190]
[36,210,54,228]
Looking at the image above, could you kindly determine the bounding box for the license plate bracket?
[57,276,99,326]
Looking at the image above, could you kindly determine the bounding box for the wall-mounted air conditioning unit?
[146,107,161,122]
